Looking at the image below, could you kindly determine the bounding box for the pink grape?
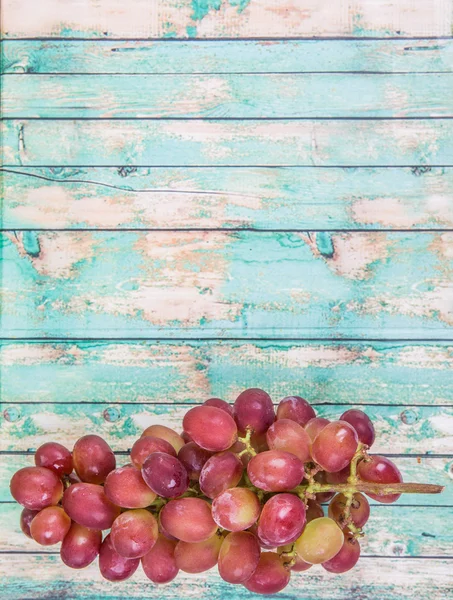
[34,442,73,476]
[183,405,238,451]
[199,452,243,499]
[141,452,189,498]
[340,409,375,447]
[60,523,102,569]
[244,552,291,595]
[277,396,316,426]
[304,416,330,442]
[30,506,71,545]
[329,492,370,528]
[72,435,116,484]
[174,532,223,573]
[266,418,311,462]
[160,498,217,543]
[141,424,185,453]
[104,465,157,508]
[247,450,304,492]
[99,534,139,582]
[130,435,176,469]
[357,455,403,503]
[142,535,178,584]
[203,398,234,417]
[178,442,212,480]
[322,530,361,573]
[20,508,39,538]
[10,467,63,510]
[311,420,358,472]
[295,517,343,564]
[212,487,260,532]
[62,482,121,530]
[325,464,350,484]
[111,509,158,559]
[258,493,306,546]
[233,388,275,435]
[218,531,260,584]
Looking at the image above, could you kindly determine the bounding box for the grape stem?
[297,482,444,495]
[237,426,257,457]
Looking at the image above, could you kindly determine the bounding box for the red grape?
[141,424,185,453]
[244,552,290,595]
[357,455,403,503]
[322,530,361,573]
[30,506,71,545]
[218,531,260,584]
[295,517,343,564]
[60,523,102,569]
[174,532,223,573]
[34,442,73,476]
[130,435,176,469]
[325,464,350,484]
[178,442,212,480]
[258,493,306,547]
[304,417,330,442]
[314,470,336,503]
[10,467,63,510]
[212,487,260,532]
[99,534,139,581]
[111,509,158,558]
[72,435,116,484]
[329,492,370,528]
[160,498,217,543]
[233,388,275,435]
[20,508,39,538]
[277,396,316,426]
[266,418,311,462]
[199,452,243,499]
[203,398,234,417]
[311,420,358,472]
[62,482,120,530]
[306,499,324,522]
[142,534,178,584]
[340,409,375,447]
[247,450,304,492]
[104,465,157,508]
[183,405,238,451]
[278,544,313,572]
[141,452,189,498]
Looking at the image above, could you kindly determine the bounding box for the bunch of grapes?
[10,389,442,595]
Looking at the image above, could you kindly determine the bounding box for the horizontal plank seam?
[5,36,453,42]
[3,164,452,169]
[1,337,453,342]
[2,401,452,408]
[3,229,453,233]
[0,451,450,458]
[5,117,453,121]
[3,71,453,76]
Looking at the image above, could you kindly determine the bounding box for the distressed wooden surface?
[4,73,453,119]
[4,119,453,167]
[3,39,453,74]
[2,166,453,230]
[2,231,453,338]
[1,341,453,406]
[2,0,452,38]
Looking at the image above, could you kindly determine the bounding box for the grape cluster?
[11,389,413,594]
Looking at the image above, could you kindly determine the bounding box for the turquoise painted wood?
[2,231,452,338]
[3,166,453,230]
[4,73,453,118]
[4,119,453,166]
[3,40,453,74]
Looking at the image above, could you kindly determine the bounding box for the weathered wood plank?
[3,39,453,74]
[1,231,453,339]
[1,454,450,505]
[1,341,453,407]
[4,73,453,119]
[0,402,451,454]
[0,554,451,599]
[3,119,453,167]
[2,0,452,38]
[2,166,453,230]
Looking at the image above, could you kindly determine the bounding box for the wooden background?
[1,1,453,598]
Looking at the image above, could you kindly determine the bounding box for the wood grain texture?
[0,554,452,599]
[2,231,453,338]
[3,166,453,230]
[3,39,453,74]
[2,0,452,38]
[1,454,451,505]
[1,341,453,406]
[4,119,453,167]
[1,402,451,453]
